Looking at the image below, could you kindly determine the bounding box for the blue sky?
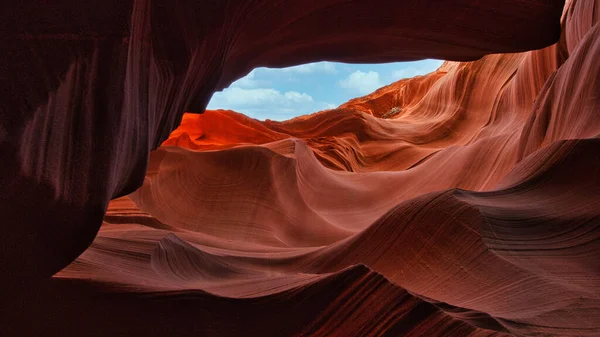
[207,59,444,121]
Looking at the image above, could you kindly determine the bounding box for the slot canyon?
[1,0,599,336]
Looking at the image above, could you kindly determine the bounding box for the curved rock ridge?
[3,0,600,336]
[6,261,510,337]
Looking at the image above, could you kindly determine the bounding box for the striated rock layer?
[3,0,600,336]
[0,0,565,283]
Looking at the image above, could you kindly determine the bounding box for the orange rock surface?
[3,0,600,336]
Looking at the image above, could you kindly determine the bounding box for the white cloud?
[338,71,383,95]
[391,60,444,81]
[228,62,338,89]
[230,69,268,89]
[207,87,332,121]
[391,67,433,81]
[209,60,447,121]
[283,91,314,102]
[209,87,312,107]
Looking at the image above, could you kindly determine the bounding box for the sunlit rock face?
[3,0,600,336]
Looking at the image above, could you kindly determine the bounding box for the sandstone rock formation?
[0,0,565,282]
[3,0,600,336]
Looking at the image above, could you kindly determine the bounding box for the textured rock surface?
[3,0,600,336]
[0,0,566,282]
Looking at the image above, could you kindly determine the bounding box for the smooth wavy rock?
[3,0,600,336]
[0,0,566,280]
